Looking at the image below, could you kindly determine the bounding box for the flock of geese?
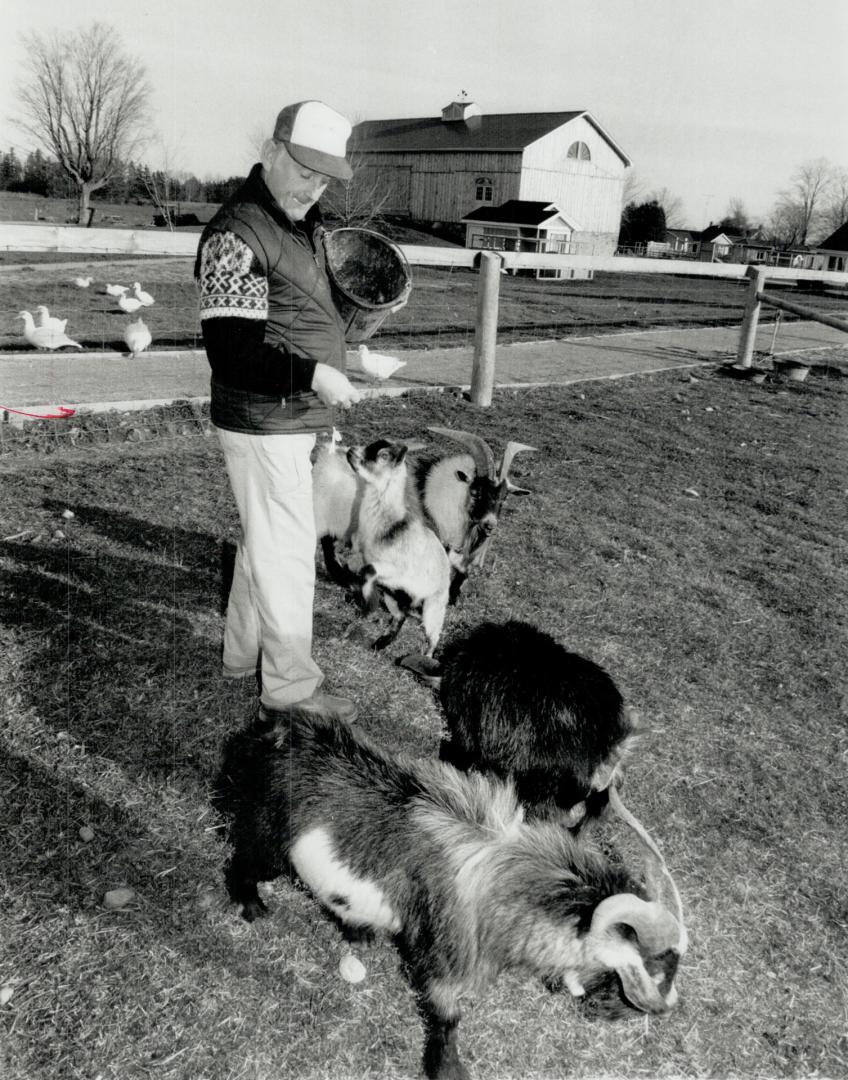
[17,282,409,381]
[17,277,155,357]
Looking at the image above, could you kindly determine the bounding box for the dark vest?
[199,164,347,434]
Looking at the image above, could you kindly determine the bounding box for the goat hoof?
[240,897,269,922]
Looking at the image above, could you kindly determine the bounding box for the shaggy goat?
[401,620,639,828]
[214,706,686,1080]
[346,438,451,656]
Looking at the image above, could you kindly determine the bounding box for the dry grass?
[0,365,847,1079]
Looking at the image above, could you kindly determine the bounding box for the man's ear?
[259,138,277,171]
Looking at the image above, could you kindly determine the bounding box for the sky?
[1,0,846,228]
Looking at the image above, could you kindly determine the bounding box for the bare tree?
[648,186,685,228]
[321,145,398,230]
[820,166,848,237]
[772,158,834,246]
[14,22,152,225]
[719,198,752,234]
[621,169,647,208]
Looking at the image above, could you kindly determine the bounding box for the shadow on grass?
[0,502,239,783]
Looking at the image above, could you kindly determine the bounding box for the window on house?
[475,177,494,201]
[567,141,591,161]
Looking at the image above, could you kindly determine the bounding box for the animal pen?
[1,221,847,422]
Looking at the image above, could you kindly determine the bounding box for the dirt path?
[1,320,845,412]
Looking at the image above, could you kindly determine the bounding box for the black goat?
[403,620,639,828]
[214,706,686,1080]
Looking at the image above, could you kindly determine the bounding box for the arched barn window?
[475,177,494,202]
[567,141,591,161]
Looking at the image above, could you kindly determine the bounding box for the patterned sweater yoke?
[197,230,269,322]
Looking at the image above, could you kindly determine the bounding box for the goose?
[17,311,81,350]
[357,343,407,381]
[118,293,143,314]
[105,283,128,297]
[131,282,155,306]
[123,317,152,357]
[36,305,68,333]
[73,275,92,288]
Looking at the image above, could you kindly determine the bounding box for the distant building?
[460,200,582,279]
[812,221,848,272]
[350,99,630,256]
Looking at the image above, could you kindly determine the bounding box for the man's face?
[262,140,330,221]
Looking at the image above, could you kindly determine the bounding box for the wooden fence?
[2,222,847,405]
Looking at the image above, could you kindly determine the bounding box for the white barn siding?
[520,115,626,252]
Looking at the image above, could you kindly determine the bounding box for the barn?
[349,99,631,256]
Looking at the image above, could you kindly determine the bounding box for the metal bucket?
[324,227,412,342]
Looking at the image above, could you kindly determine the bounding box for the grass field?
[1,365,846,1079]
[2,248,848,357]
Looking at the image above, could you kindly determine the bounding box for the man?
[195,100,360,720]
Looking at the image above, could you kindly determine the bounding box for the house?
[349,99,630,256]
[812,221,848,272]
[694,224,777,264]
[665,228,700,255]
[460,200,583,279]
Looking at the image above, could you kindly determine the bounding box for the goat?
[412,428,536,602]
[312,429,536,605]
[214,706,687,1080]
[345,438,451,656]
[400,620,639,830]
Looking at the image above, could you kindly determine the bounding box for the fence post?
[735,265,767,367]
[471,252,501,406]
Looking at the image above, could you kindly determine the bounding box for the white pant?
[216,427,323,709]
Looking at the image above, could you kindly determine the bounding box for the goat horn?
[427,427,496,479]
[608,785,688,952]
[590,893,682,954]
[498,441,537,483]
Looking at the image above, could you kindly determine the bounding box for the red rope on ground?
[1,405,76,419]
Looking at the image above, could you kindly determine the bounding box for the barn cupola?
[441,94,482,123]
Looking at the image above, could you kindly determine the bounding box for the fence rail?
[3,223,848,287]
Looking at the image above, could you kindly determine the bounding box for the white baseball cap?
[273,100,352,181]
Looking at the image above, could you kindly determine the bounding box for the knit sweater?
[195,164,347,434]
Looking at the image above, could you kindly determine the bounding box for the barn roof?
[461,200,567,226]
[817,221,848,251]
[351,110,631,165]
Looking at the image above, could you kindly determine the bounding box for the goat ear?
[505,480,531,495]
[394,444,408,464]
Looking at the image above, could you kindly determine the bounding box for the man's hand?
[311,363,361,409]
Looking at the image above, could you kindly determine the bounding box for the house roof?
[666,229,699,240]
[351,110,631,165]
[461,200,570,226]
[817,221,848,251]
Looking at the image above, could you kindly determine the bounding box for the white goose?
[73,275,92,288]
[36,305,68,333]
[123,317,152,357]
[105,283,128,297]
[132,282,155,306]
[118,293,143,314]
[17,311,81,350]
[357,343,407,381]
